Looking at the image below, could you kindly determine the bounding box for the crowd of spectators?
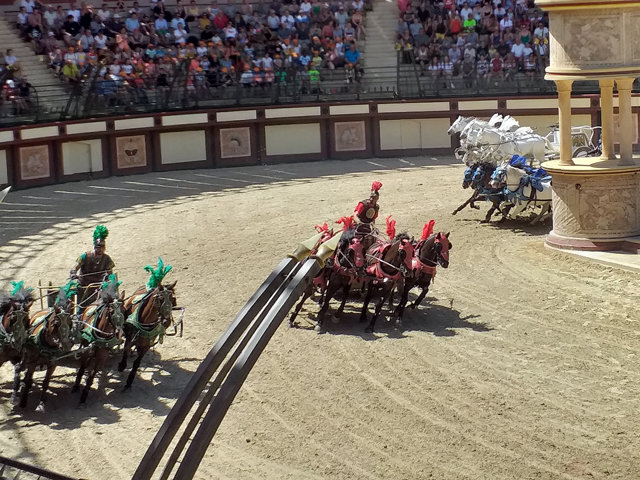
[12,0,369,108]
[396,0,549,88]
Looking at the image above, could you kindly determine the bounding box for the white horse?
[490,164,552,224]
[474,127,551,164]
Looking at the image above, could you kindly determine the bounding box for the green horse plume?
[144,257,173,290]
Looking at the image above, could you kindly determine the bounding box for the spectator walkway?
[0,16,66,111]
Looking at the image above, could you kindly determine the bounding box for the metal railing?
[0,56,618,128]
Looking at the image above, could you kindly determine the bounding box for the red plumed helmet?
[371,181,382,194]
[386,215,396,240]
[421,220,435,241]
[336,215,355,231]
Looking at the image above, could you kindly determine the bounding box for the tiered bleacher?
[0,0,370,117]
[395,0,550,90]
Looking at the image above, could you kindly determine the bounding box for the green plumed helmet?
[93,225,109,247]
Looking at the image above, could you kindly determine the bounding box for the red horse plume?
[336,215,355,231]
[386,215,396,240]
[314,222,329,233]
[371,181,382,193]
[421,220,435,241]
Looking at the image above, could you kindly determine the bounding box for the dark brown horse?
[312,225,366,332]
[0,284,34,405]
[72,276,125,404]
[359,232,415,333]
[18,284,77,411]
[118,281,177,390]
[393,230,452,326]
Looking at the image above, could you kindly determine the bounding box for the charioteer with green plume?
[70,225,116,309]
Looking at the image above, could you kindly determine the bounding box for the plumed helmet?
[93,225,109,248]
[370,181,382,197]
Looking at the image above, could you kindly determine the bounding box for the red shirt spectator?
[212,11,228,30]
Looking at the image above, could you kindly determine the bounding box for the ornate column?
[555,79,574,166]
[599,79,616,161]
[616,77,635,166]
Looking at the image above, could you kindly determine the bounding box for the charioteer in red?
[353,181,382,250]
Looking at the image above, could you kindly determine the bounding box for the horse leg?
[11,361,22,405]
[125,344,149,390]
[289,283,313,327]
[358,282,374,324]
[81,350,105,404]
[366,286,390,333]
[333,283,351,322]
[316,278,340,332]
[18,361,36,408]
[393,281,412,327]
[72,356,87,393]
[410,286,430,309]
[452,192,477,215]
[35,364,56,413]
[118,336,132,372]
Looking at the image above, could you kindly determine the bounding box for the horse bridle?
[153,288,174,327]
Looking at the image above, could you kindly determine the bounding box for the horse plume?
[144,257,173,290]
[56,279,79,308]
[314,222,330,233]
[101,273,122,302]
[386,215,396,240]
[10,280,34,304]
[336,215,355,231]
[421,220,436,241]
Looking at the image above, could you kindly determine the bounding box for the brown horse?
[0,284,34,404]
[72,276,125,404]
[18,284,77,411]
[289,222,364,331]
[118,281,177,390]
[393,231,452,326]
[359,233,415,333]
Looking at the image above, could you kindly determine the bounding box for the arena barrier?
[1,95,638,191]
[131,231,341,480]
[0,455,84,480]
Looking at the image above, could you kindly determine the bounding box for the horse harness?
[126,288,173,345]
[0,305,29,352]
[81,302,125,349]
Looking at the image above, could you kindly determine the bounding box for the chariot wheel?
[572,146,592,158]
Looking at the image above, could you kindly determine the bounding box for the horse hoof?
[288,321,295,328]
[78,402,88,409]
[35,403,45,413]
[395,318,403,329]
[314,324,324,333]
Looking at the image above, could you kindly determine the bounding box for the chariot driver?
[354,181,382,225]
[352,181,382,251]
[70,225,115,309]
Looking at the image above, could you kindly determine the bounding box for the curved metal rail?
[132,232,341,480]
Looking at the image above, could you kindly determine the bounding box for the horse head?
[2,284,35,350]
[151,281,177,329]
[394,233,415,272]
[433,232,452,268]
[463,165,477,189]
[448,116,470,135]
[490,165,508,189]
[47,306,75,352]
[471,164,490,189]
[99,275,125,332]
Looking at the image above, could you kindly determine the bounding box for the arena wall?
[1,95,638,190]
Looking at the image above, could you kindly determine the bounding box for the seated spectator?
[17,6,29,34]
[489,51,503,83]
[503,52,517,80]
[21,0,35,14]
[4,49,21,75]
[461,53,475,87]
[62,58,80,84]
[62,14,81,46]
[510,37,525,67]
[126,12,140,32]
[476,52,489,85]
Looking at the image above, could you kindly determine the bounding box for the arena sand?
[1,157,639,480]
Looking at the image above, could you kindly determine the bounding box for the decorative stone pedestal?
[544,158,640,252]
[538,0,640,253]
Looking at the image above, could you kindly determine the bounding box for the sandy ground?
[1,156,640,480]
